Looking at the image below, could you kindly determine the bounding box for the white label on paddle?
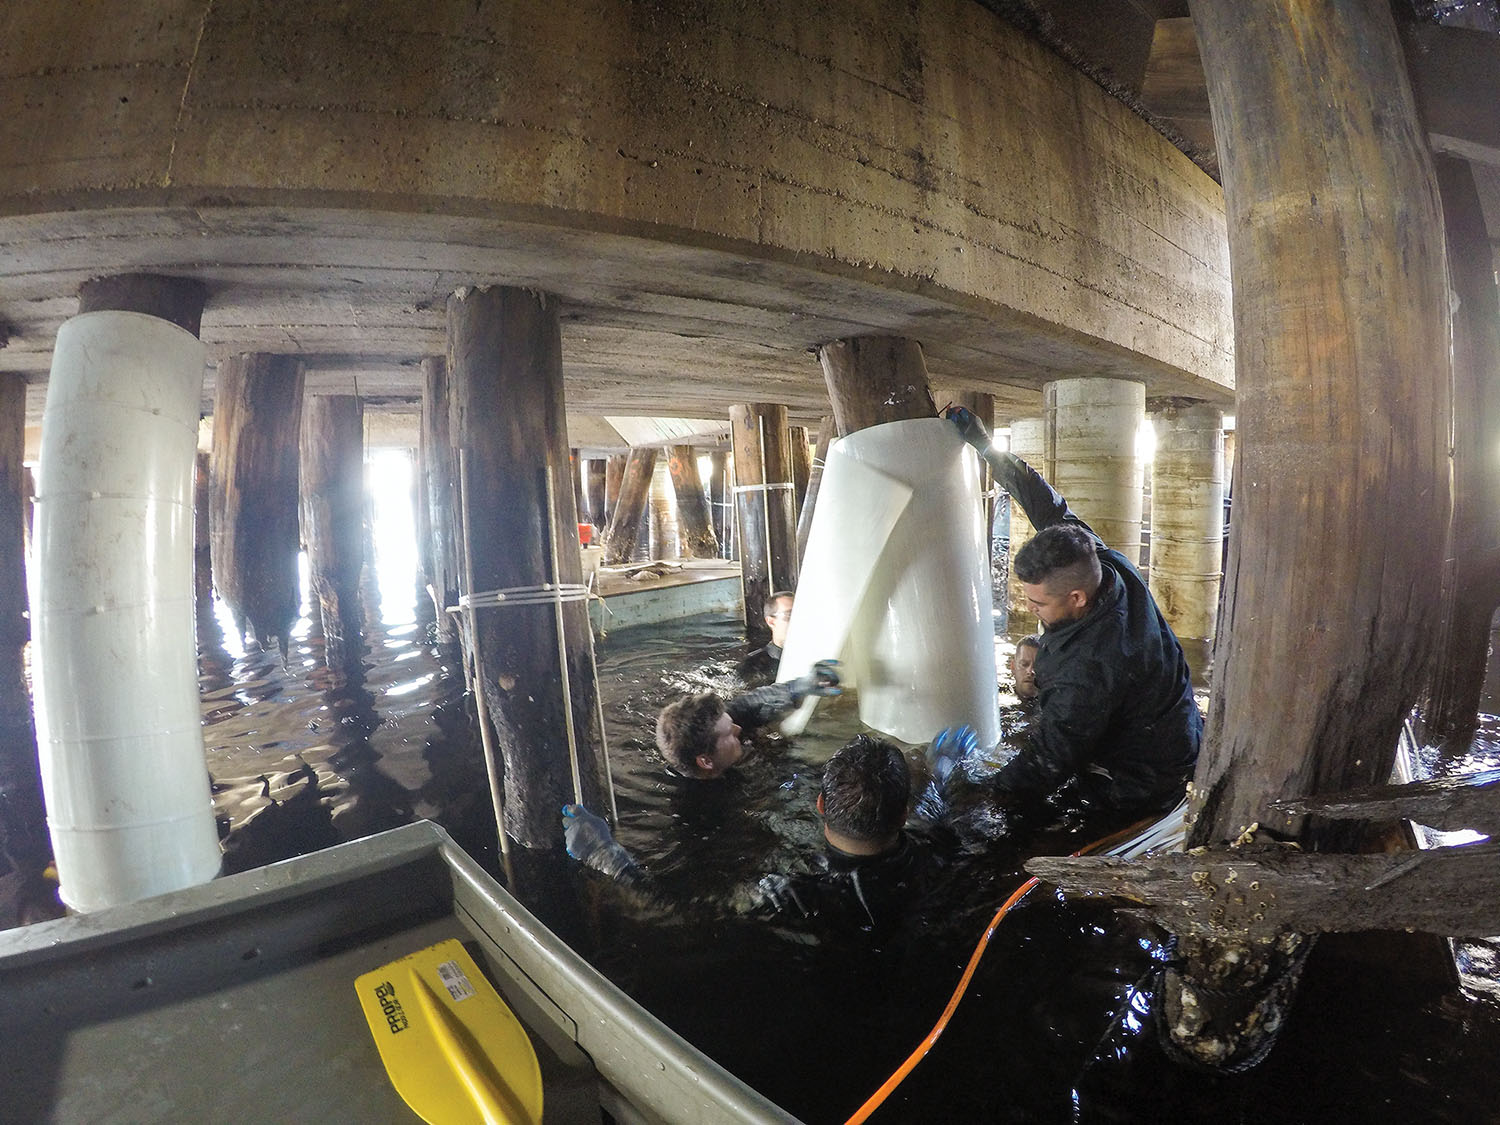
[435,959,476,1002]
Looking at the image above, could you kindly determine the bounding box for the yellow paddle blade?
[356,939,544,1125]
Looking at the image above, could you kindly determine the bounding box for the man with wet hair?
[817,734,912,852]
[737,589,796,682]
[948,405,1201,817]
[744,733,953,936]
[1010,634,1041,703]
[563,732,952,936]
[655,660,841,779]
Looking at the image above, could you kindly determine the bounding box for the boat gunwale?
[0,820,800,1125]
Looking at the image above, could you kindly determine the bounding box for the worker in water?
[736,590,795,683]
[563,732,958,937]
[947,405,1201,819]
[1010,634,1041,703]
[654,659,842,779]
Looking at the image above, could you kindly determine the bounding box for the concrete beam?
[0,0,1233,419]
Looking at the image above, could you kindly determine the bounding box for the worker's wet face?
[1021,580,1087,628]
[1010,644,1039,699]
[765,596,794,648]
[697,711,745,776]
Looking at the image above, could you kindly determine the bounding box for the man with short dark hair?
[816,734,912,852]
[749,734,947,936]
[563,733,950,936]
[737,590,795,682]
[948,406,1201,817]
[655,659,840,779]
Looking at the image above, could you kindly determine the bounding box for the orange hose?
[843,875,1040,1125]
[842,817,1156,1125]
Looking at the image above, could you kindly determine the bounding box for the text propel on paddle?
[373,980,409,1034]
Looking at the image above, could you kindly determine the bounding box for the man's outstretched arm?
[562,804,645,884]
[732,660,841,731]
[946,406,1101,544]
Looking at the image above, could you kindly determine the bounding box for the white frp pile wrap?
[35,310,222,912]
[777,418,999,746]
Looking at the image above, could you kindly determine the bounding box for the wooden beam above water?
[1027,840,1500,940]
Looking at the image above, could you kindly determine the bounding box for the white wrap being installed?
[35,310,222,912]
[777,417,1000,747]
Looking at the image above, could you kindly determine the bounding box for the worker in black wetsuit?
[948,406,1201,819]
[736,590,795,684]
[751,732,963,939]
[654,660,840,779]
[562,732,961,940]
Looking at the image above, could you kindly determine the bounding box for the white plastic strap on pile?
[460,583,589,610]
[731,482,795,494]
[1104,799,1188,859]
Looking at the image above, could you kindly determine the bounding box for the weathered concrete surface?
[0,0,1231,425]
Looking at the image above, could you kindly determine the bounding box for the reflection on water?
[201,578,1500,1122]
[193,453,1500,1122]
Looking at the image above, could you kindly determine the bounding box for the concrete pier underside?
[0,0,1232,426]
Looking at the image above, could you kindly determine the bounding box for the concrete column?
[448,285,605,849]
[1044,377,1145,563]
[1149,403,1224,643]
[729,404,798,641]
[210,353,306,653]
[648,455,680,560]
[300,395,366,674]
[1006,416,1045,627]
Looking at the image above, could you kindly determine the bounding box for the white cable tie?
[459,583,590,610]
[731,482,796,494]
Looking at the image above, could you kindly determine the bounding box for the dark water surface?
[199,549,1500,1123]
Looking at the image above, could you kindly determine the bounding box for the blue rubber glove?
[944,404,991,453]
[789,659,842,701]
[928,724,979,788]
[561,804,640,880]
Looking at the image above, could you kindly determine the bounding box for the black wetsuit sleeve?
[913,780,950,823]
[983,450,1104,548]
[594,861,806,921]
[726,681,801,734]
[994,654,1118,797]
